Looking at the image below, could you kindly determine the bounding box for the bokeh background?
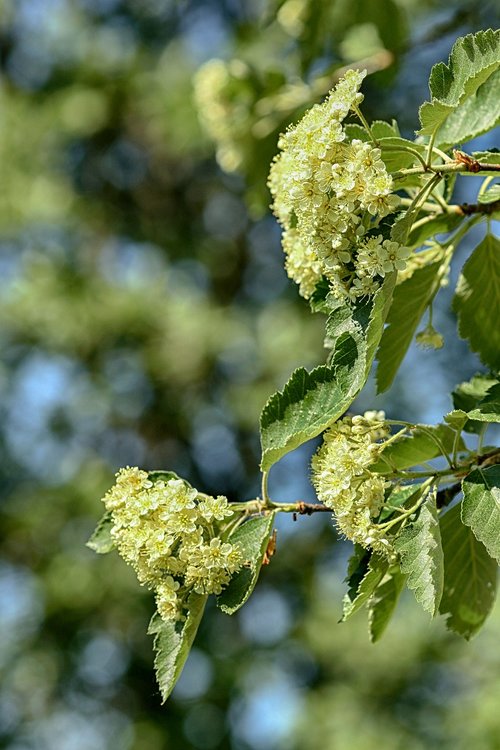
[0,1,499,749]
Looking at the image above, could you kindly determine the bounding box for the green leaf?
[260,275,395,471]
[363,272,397,380]
[462,465,500,563]
[407,213,462,248]
[452,373,499,433]
[473,149,500,165]
[395,495,444,615]
[390,209,415,245]
[434,67,500,148]
[372,424,464,474]
[418,30,500,147]
[444,409,469,434]
[342,553,388,621]
[148,470,182,483]
[467,383,500,422]
[343,121,400,145]
[376,261,441,392]
[87,511,114,554]
[478,183,500,205]
[453,373,499,409]
[453,233,500,371]
[379,484,422,522]
[148,592,208,703]
[368,569,406,642]
[439,503,497,639]
[377,136,426,172]
[217,512,276,614]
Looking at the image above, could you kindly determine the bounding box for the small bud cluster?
[268,69,409,302]
[102,468,243,622]
[311,411,392,554]
[416,323,444,350]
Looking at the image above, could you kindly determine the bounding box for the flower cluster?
[416,323,444,350]
[193,58,251,173]
[311,411,392,554]
[102,467,243,622]
[269,69,409,302]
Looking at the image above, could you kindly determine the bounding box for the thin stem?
[399,198,447,214]
[378,478,434,531]
[451,426,463,467]
[415,425,454,470]
[386,468,456,480]
[430,189,449,212]
[379,142,428,169]
[431,146,453,163]
[440,213,482,249]
[380,427,408,449]
[353,104,377,144]
[426,131,437,167]
[261,471,270,507]
[478,176,496,198]
[477,424,488,456]
[394,160,500,180]
[400,173,444,235]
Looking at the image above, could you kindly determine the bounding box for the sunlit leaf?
[376,261,441,392]
[453,233,500,371]
[149,593,208,703]
[439,503,497,639]
[217,512,276,614]
[462,465,500,563]
[395,495,444,615]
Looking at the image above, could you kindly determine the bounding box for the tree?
[1,2,499,748]
[90,29,500,700]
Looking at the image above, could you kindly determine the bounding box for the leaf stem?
[394,160,500,180]
[413,425,455,470]
[261,471,270,507]
[379,142,428,169]
[353,104,377,144]
[426,131,437,167]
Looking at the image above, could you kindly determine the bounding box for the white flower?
[100,469,244,621]
[269,70,403,302]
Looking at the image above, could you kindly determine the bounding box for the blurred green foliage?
[0,0,499,748]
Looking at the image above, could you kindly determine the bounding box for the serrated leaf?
[439,503,497,639]
[149,592,208,702]
[467,383,500,422]
[217,513,276,614]
[453,233,500,371]
[395,495,444,615]
[453,373,499,409]
[372,423,464,473]
[407,213,462,248]
[418,30,500,147]
[363,272,397,378]
[87,511,114,553]
[260,275,395,471]
[376,261,441,392]
[368,569,406,642]
[434,67,500,148]
[473,149,500,165]
[342,553,388,621]
[390,209,415,245]
[453,373,499,433]
[462,465,500,563]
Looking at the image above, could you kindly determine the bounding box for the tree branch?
[455,199,500,216]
